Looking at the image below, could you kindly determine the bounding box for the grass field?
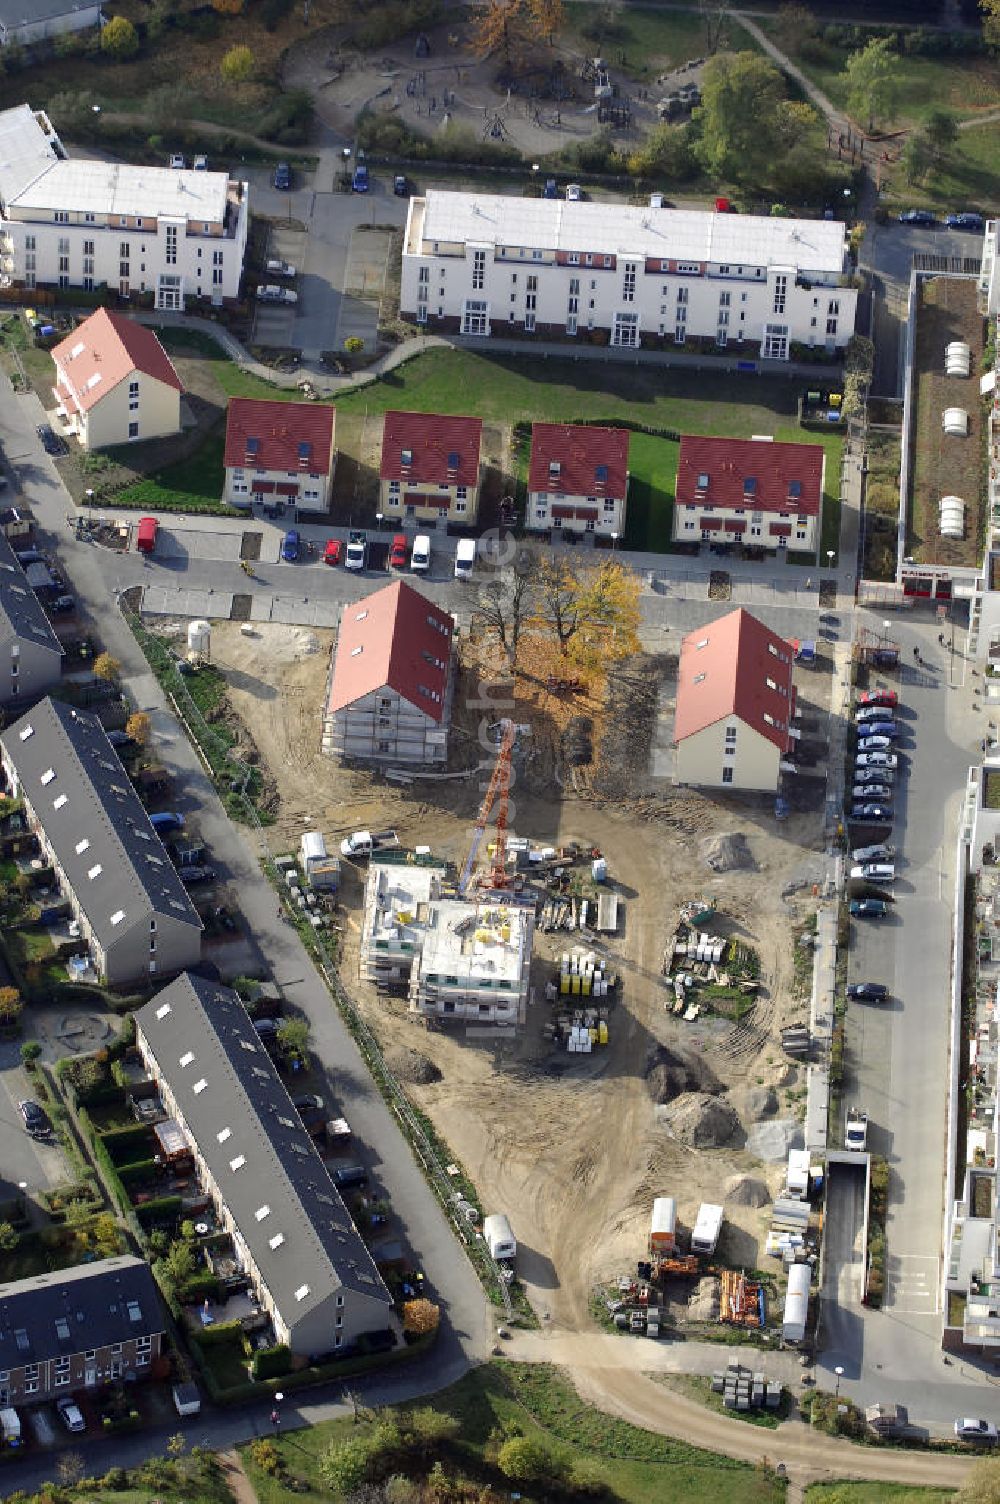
[242,1362,785,1504]
[115,427,229,513]
[561,4,758,84]
[804,1485,954,1503]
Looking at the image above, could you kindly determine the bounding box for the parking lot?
[0,1039,71,1193]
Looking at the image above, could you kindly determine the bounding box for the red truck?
[136,516,158,555]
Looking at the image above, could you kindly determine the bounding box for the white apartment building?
[359,859,449,990]
[410,898,534,1026]
[0,104,248,309]
[401,191,857,359]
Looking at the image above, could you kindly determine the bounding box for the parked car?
[178,865,217,886]
[345,531,367,571]
[265,258,296,279]
[257,284,298,304]
[566,183,583,201]
[334,1165,369,1189]
[858,690,898,710]
[850,803,893,822]
[150,811,185,834]
[854,767,894,786]
[852,862,895,884]
[855,751,898,770]
[36,423,66,456]
[193,154,207,171]
[849,898,889,919]
[955,1419,998,1443]
[48,594,75,614]
[454,538,476,579]
[852,842,894,862]
[281,529,300,562]
[389,534,409,569]
[169,152,185,169]
[292,1093,324,1113]
[273,162,291,190]
[945,212,984,231]
[856,705,897,724]
[542,178,558,198]
[323,538,342,566]
[898,208,937,226]
[847,981,889,1001]
[352,160,369,193]
[852,783,892,801]
[410,534,431,572]
[19,1099,51,1137]
[857,736,894,753]
[55,1398,85,1434]
[393,174,409,197]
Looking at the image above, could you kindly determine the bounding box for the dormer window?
[696,472,709,492]
[744,477,757,498]
[548,460,561,481]
[401,448,413,467]
[788,480,802,502]
[447,450,460,473]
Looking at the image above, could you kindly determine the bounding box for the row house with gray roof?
[135,974,393,1357]
[0,697,202,986]
[0,1255,163,1407]
[0,530,62,707]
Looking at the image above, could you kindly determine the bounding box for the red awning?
[700,517,723,531]
[575,507,599,520]
[551,506,576,520]
[275,482,299,497]
[252,480,275,494]
[404,492,451,508]
[724,519,747,533]
[770,522,792,536]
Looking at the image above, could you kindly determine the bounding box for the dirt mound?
[644,1044,721,1105]
[700,831,756,873]
[386,1047,442,1086]
[662,1091,743,1148]
[723,1173,771,1208]
[732,1085,778,1123]
[688,1276,721,1321]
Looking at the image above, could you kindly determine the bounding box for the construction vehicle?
[459,719,526,895]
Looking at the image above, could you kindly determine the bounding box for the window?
[719,291,731,308]
[418,266,429,284]
[676,286,688,306]
[613,312,638,347]
[128,421,139,440]
[674,325,686,345]
[828,298,839,316]
[826,317,838,336]
[24,1380,38,1395]
[675,306,687,325]
[722,766,734,784]
[128,379,139,412]
[567,252,579,265]
[472,248,486,289]
[165,225,177,266]
[622,261,636,303]
[772,273,787,315]
[119,241,130,260]
[54,211,68,223]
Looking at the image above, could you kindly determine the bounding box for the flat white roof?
[419,897,529,984]
[12,157,230,221]
[0,103,60,205]
[415,190,848,273]
[365,861,446,949]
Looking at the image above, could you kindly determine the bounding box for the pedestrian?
[271,1407,280,1432]
[938,633,945,644]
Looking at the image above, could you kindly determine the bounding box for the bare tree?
[699,0,729,54]
[479,543,538,669]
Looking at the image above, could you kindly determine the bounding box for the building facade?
[0,0,100,48]
[379,410,482,525]
[322,580,454,766]
[674,608,796,791]
[401,191,857,359]
[360,859,449,990]
[411,897,534,1026]
[528,421,629,537]
[135,974,392,1357]
[0,104,248,309]
[672,434,825,555]
[0,530,63,706]
[0,698,202,985]
[223,399,337,514]
[0,1256,163,1407]
[51,308,182,450]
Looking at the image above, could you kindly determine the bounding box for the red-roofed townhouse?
[674,608,796,791]
[223,398,336,514]
[51,309,182,451]
[673,435,824,556]
[379,411,483,525]
[322,579,454,766]
[528,423,630,538]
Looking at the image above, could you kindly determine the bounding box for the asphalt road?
[822,612,983,1421]
[0,1041,69,1198]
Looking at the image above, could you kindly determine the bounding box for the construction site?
[180,612,835,1337]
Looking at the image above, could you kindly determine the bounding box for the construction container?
[650,1197,677,1254]
[782,1263,811,1345]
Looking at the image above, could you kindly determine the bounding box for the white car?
[257,284,298,304]
[56,1398,85,1433]
[851,784,892,802]
[857,735,893,752]
[566,183,582,201]
[344,537,366,571]
[410,534,431,572]
[169,152,185,169]
[266,258,296,279]
[850,862,895,884]
[955,1418,998,1443]
[193,154,208,171]
[855,751,897,770]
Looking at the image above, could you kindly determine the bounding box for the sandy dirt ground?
[190,618,831,1340]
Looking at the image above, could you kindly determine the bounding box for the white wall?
[675,719,780,791]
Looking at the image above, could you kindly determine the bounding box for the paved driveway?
[0,1041,70,1193]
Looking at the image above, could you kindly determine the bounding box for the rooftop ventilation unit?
[945,340,971,377]
[943,406,969,436]
[940,494,966,538]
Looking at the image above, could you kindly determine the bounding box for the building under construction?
[409,898,534,1027]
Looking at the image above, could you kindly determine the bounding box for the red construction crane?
[459,718,517,896]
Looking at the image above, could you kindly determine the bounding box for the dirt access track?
[201,619,830,1336]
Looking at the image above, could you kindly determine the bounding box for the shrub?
[252,1343,292,1380]
[117,1159,158,1187]
[102,1124,154,1164]
[136,1194,182,1228]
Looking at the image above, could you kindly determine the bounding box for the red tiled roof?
[224,398,335,475]
[326,580,453,724]
[676,435,824,518]
[52,308,182,414]
[528,422,629,498]
[380,411,482,485]
[674,608,795,754]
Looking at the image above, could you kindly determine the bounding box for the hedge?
[202,1327,437,1404]
[136,1194,182,1228]
[76,1104,137,1229]
[102,1124,156,1164]
[192,1318,245,1349]
[117,1159,159,1187]
[76,1083,129,1109]
[252,1343,292,1381]
[178,1274,222,1305]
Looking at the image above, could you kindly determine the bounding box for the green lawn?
[242,1362,785,1504]
[561,4,759,84]
[114,427,230,513]
[757,23,1000,128]
[156,328,294,402]
[625,431,679,550]
[804,1486,954,1503]
[894,120,1000,215]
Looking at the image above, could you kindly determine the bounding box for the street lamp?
[375,512,383,534]
[272,1390,284,1433]
[610,531,618,554]
[834,1365,844,1397]
[882,619,891,645]
[827,549,835,570]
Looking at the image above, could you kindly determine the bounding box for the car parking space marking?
[885,1253,940,1314]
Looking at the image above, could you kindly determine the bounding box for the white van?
[454,538,476,579]
[411,534,431,573]
[341,830,374,858]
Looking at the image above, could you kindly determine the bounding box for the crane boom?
[459,718,516,896]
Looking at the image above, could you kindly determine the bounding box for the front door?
[763,324,788,360]
[462,300,489,336]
